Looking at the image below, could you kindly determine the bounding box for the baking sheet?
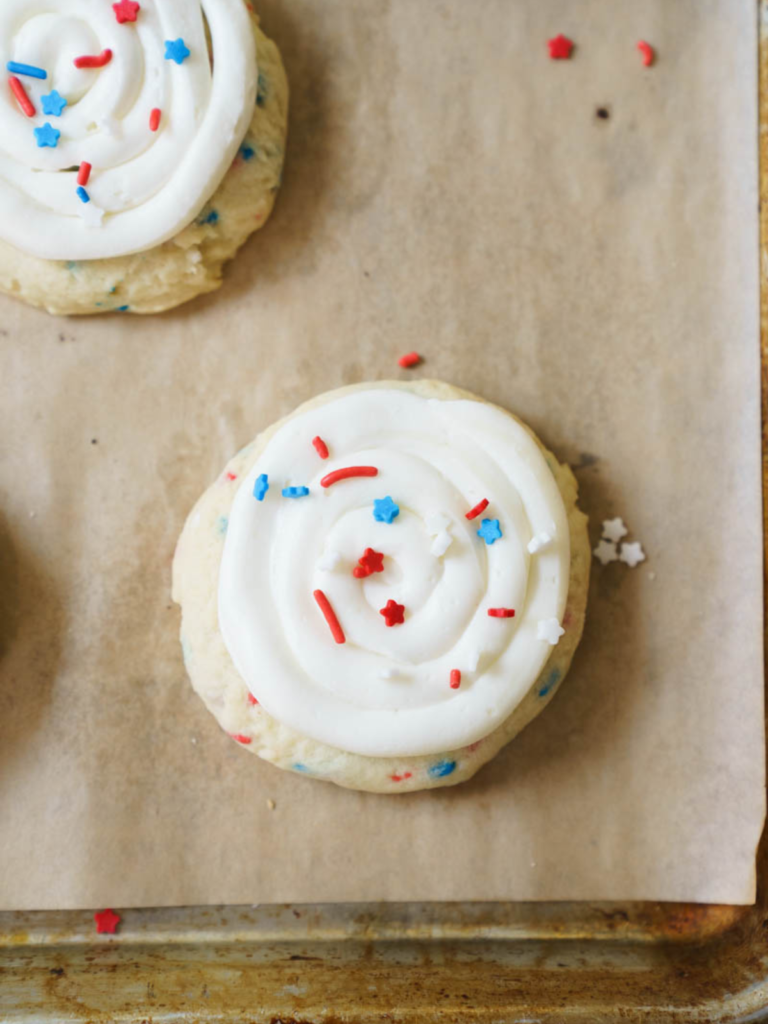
[0,0,763,909]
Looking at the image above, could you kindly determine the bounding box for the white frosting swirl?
[0,0,257,259]
[219,389,571,758]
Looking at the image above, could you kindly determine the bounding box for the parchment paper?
[0,0,763,909]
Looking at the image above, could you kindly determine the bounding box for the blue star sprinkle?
[34,122,60,148]
[477,518,503,545]
[253,473,269,501]
[41,90,67,116]
[373,496,400,524]
[164,38,191,65]
[282,486,310,498]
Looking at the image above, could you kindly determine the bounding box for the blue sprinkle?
[109,286,117,294]
[240,144,255,161]
[34,122,60,149]
[282,486,310,498]
[66,261,80,273]
[7,61,47,80]
[256,71,268,106]
[164,38,191,65]
[477,518,503,545]
[293,762,310,773]
[41,90,67,116]
[373,496,400,523]
[253,473,269,501]
[76,186,90,204]
[115,305,129,312]
[216,516,228,535]
[202,209,219,225]
[428,759,456,779]
[538,668,561,698]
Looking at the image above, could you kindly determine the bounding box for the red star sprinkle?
[247,693,259,705]
[113,0,140,23]
[353,547,385,579]
[380,599,405,627]
[94,908,121,934]
[637,41,654,67]
[547,34,574,60]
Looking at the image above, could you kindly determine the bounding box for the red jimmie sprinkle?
[247,693,259,705]
[149,107,161,131]
[398,352,421,369]
[9,77,35,117]
[94,909,121,935]
[390,771,413,782]
[312,436,329,459]
[488,608,516,618]
[230,733,252,745]
[320,466,378,488]
[74,49,113,69]
[313,589,346,644]
[465,498,489,520]
[77,161,92,186]
[225,471,237,481]
[450,669,462,689]
[637,40,654,66]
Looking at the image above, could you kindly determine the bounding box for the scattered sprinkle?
[231,733,251,745]
[225,471,237,481]
[398,352,421,369]
[449,669,461,689]
[282,486,309,498]
[216,516,228,535]
[538,667,561,698]
[428,759,456,779]
[77,162,92,186]
[7,61,46,80]
[41,90,67,116]
[425,512,451,534]
[547,34,574,59]
[528,531,553,554]
[94,909,121,935]
[637,40,655,67]
[353,547,385,579]
[241,144,255,160]
[379,599,405,627]
[266,798,276,810]
[488,608,515,618]
[164,38,191,65]
[74,49,113,69]
[9,77,35,117]
[313,589,346,644]
[593,539,619,565]
[465,498,489,521]
[78,202,105,226]
[431,530,452,557]
[201,210,219,224]
[293,763,310,773]
[34,123,60,148]
[373,496,400,524]
[537,618,565,645]
[619,541,646,567]
[317,549,342,572]
[113,0,141,23]
[253,473,269,501]
[390,771,412,782]
[321,466,378,488]
[312,436,329,459]
[76,186,90,203]
[149,107,161,131]
[247,692,259,705]
[602,517,628,543]
[477,518,502,545]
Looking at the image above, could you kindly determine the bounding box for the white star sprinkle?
[317,549,342,572]
[78,202,105,228]
[619,541,646,568]
[602,517,628,543]
[593,539,618,565]
[537,618,565,645]
[430,530,452,557]
[528,531,553,554]
[425,512,451,535]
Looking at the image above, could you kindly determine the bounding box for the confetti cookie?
[172,381,591,793]
[0,1,288,315]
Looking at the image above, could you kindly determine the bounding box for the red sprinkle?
[390,772,413,782]
[9,77,35,117]
[313,589,346,644]
[380,599,405,627]
[398,352,421,369]
[312,436,329,459]
[637,41,654,67]
[231,733,252,745]
[113,0,141,23]
[149,107,161,131]
[450,669,462,689]
[74,49,113,69]
[488,608,516,618]
[77,161,92,186]
[94,909,121,935]
[353,547,385,579]
[465,498,489,520]
[321,466,378,488]
[225,471,237,481]
[547,34,574,60]
[247,693,259,706]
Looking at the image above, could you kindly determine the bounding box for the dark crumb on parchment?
[91,439,98,445]
[596,107,611,120]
